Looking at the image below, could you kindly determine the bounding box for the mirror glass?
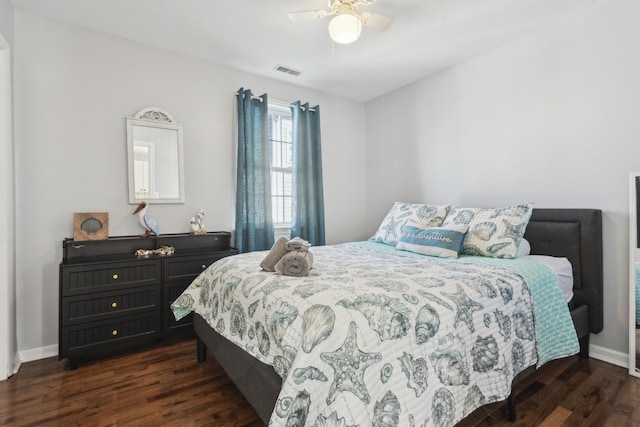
[127,108,185,204]
[629,173,640,376]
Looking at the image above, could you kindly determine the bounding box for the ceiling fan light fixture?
[328,13,362,44]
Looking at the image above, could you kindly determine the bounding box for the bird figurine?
[133,201,159,238]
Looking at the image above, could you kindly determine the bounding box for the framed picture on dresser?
[73,212,109,241]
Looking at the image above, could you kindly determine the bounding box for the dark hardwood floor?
[0,337,637,426]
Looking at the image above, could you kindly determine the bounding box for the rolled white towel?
[260,236,289,272]
[285,237,311,252]
[275,250,314,277]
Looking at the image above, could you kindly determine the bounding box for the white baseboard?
[4,345,57,378]
[589,343,628,368]
[18,344,58,364]
[8,343,632,375]
[12,352,20,375]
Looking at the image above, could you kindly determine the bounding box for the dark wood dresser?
[59,232,237,369]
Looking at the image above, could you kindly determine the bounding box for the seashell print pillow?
[441,204,533,258]
[370,202,452,246]
[396,221,468,259]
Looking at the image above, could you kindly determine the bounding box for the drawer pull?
[111,302,117,308]
[112,274,119,280]
[112,329,118,336]
[201,264,207,269]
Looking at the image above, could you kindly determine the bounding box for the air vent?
[275,65,302,76]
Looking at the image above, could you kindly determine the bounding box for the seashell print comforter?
[171,241,579,427]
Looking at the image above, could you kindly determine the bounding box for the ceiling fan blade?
[360,11,393,31]
[288,10,330,22]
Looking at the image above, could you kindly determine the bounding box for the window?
[268,103,293,237]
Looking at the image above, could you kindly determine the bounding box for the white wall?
[0,0,13,46]
[365,0,640,359]
[0,0,16,379]
[13,11,367,356]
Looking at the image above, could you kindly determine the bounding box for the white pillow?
[516,238,531,257]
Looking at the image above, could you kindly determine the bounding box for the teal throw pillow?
[396,222,468,258]
[370,202,452,246]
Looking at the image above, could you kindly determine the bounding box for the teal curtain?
[291,101,325,246]
[234,88,274,253]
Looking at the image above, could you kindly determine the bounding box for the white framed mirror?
[629,173,640,376]
[127,107,185,204]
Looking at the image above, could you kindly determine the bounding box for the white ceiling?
[11,0,606,102]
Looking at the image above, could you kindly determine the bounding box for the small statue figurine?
[190,209,206,235]
[133,201,159,238]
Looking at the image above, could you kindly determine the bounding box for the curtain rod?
[235,92,316,112]
[276,98,317,112]
[235,91,265,102]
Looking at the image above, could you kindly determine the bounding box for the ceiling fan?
[288,0,394,45]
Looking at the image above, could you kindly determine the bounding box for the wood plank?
[538,406,572,426]
[0,337,636,426]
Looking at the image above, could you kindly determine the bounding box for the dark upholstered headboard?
[524,208,603,333]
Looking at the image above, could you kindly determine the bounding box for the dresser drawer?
[164,308,193,335]
[61,286,160,326]
[62,259,161,296]
[163,280,195,335]
[163,254,226,282]
[60,312,161,356]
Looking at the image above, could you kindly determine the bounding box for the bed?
[173,208,603,426]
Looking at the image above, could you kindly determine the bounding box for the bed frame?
[193,208,603,424]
